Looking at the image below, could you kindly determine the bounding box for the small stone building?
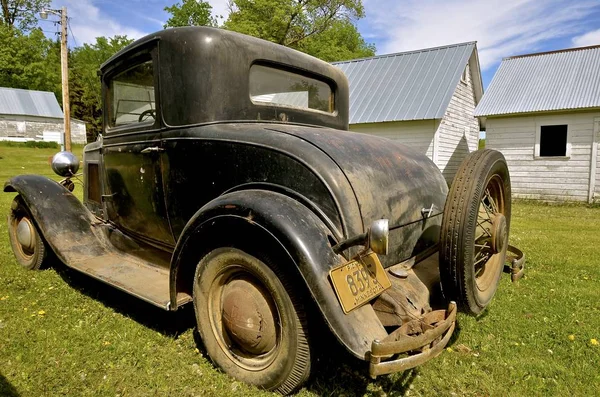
[0,87,86,144]
[475,45,600,203]
[334,42,484,182]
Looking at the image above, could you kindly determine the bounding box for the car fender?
[170,189,387,359]
[4,175,107,263]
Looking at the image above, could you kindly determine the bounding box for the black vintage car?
[5,27,519,394]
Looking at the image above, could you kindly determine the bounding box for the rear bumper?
[369,301,457,378]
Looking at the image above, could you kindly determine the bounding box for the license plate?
[329,252,391,314]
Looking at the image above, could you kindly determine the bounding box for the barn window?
[538,125,568,157]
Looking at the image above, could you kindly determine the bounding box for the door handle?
[140,146,165,154]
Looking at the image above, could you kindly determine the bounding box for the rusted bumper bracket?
[369,301,457,378]
[504,244,525,282]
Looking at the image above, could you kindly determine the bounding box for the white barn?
[334,42,483,182]
[0,87,87,144]
[475,45,600,203]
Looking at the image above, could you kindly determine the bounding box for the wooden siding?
[436,62,480,182]
[486,111,600,202]
[349,120,437,158]
[0,114,87,144]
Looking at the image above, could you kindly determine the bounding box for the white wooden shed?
[334,42,483,182]
[475,45,600,203]
[0,87,87,144]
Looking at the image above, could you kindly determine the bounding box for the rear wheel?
[193,247,311,394]
[8,196,48,270]
[440,149,511,315]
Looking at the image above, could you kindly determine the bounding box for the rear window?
[249,65,333,113]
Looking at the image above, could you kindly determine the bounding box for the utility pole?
[60,6,71,152]
[40,7,71,152]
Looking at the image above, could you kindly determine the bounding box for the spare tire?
[439,149,511,315]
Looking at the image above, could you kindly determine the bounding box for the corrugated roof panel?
[334,42,476,124]
[475,45,600,117]
[0,87,64,118]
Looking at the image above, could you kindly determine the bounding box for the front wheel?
[7,196,49,270]
[440,149,511,315]
[193,247,311,394]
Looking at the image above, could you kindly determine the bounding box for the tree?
[223,0,374,61]
[0,25,61,98]
[297,19,375,62]
[164,0,216,28]
[69,36,134,141]
[1,0,50,31]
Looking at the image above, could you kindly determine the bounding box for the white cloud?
[362,0,600,70]
[208,0,231,20]
[572,29,600,47]
[50,0,148,44]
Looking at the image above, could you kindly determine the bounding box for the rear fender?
[170,189,387,359]
[4,175,107,262]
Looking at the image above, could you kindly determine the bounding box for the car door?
[101,46,174,248]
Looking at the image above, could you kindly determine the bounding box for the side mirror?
[51,151,80,177]
[368,219,389,255]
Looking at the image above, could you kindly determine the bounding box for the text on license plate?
[329,252,391,314]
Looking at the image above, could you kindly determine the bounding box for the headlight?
[51,151,80,177]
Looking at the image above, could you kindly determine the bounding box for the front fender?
[171,189,387,359]
[4,175,106,262]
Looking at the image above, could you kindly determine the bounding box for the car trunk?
[267,125,449,267]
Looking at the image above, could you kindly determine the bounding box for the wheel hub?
[221,278,277,355]
[491,213,507,254]
[16,218,35,252]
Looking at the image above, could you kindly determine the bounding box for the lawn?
[0,144,599,396]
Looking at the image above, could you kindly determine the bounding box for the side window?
[109,59,155,127]
[538,124,568,157]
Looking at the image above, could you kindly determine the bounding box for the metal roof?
[333,42,477,124]
[0,87,64,118]
[475,45,600,117]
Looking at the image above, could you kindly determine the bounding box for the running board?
[70,253,192,310]
[4,175,192,310]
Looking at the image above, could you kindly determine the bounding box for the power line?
[67,18,78,48]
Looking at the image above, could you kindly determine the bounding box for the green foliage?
[297,19,375,62]
[0,0,50,31]
[69,36,134,141]
[164,0,216,28]
[0,25,61,101]
[224,0,375,61]
[0,140,59,148]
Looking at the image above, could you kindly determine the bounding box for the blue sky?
[46,0,600,88]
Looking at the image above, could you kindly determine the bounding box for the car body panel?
[170,189,388,358]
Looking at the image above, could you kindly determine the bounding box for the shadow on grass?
[48,259,455,396]
[307,340,419,396]
[0,373,19,397]
[52,260,195,338]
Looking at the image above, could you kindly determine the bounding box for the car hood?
[267,124,449,265]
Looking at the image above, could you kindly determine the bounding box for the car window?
[249,65,333,113]
[109,60,155,127]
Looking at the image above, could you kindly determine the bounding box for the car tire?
[439,149,511,315]
[7,196,49,270]
[193,247,311,394]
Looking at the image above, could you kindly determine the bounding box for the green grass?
[0,146,599,396]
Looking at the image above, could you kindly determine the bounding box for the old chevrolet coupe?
[5,27,518,394]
